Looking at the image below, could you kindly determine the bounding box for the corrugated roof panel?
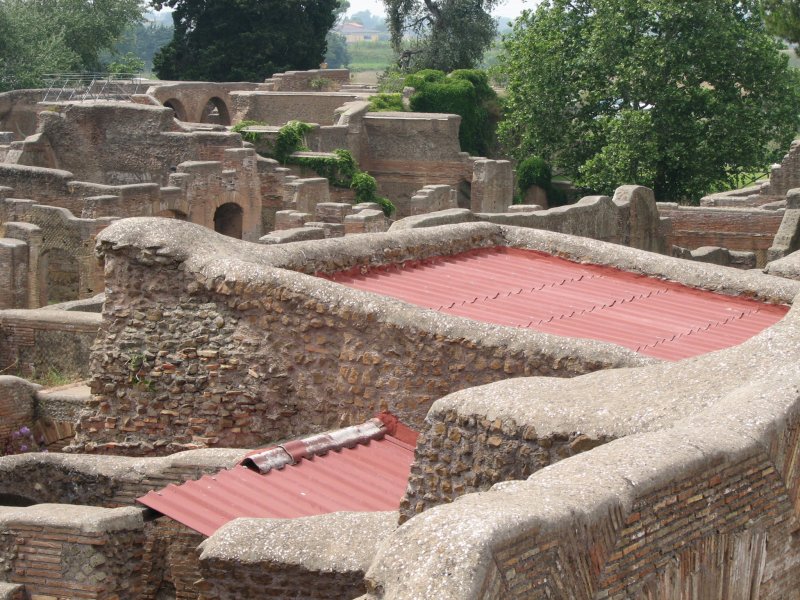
[327,247,788,361]
[137,436,414,536]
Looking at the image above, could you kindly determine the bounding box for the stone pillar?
[471,159,513,213]
[0,238,28,309]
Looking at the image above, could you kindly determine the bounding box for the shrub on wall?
[406,68,497,157]
[351,172,396,217]
[515,155,568,207]
[368,93,405,112]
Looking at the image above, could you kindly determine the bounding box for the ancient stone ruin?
[1,69,800,599]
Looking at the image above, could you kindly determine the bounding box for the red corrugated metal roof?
[321,247,788,361]
[137,417,416,536]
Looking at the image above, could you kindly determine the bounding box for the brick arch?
[213,202,243,239]
[163,98,188,122]
[199,96,232,126]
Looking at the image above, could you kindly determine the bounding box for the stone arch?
[38,247,80,306]
[0,493,37,506]
[199,96,231,126]
[163,98,188,122]
[214,203,243,239]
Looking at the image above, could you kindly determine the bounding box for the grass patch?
[348,41,395,73]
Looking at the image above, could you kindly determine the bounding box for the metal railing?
[40,73,145,103]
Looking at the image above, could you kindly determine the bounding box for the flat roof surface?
[323,247,788,361]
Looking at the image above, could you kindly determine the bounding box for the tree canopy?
[383,0,500,71]
[499,0,800,203]
[762,0,800,49]
[0,0,144,91]
[152,0,339,81]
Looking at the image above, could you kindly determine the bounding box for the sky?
[346,0,539,21]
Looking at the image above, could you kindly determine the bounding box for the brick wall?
[73,219,650,455]
[0,377,38,449]
[658,203,784,267]
[0,505,146,600]
[0,309,100,378]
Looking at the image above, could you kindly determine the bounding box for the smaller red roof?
[137,414,417,536]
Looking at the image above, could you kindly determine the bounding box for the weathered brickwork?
[658,203,784,267]
[74,220,649,455]
[0,310,100,378]
[401,409,610,522]
[200,558,365,600]
[142,520,204,600]
[0,506,146,600]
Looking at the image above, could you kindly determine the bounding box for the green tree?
[383,0,499,71]
[762,0,800,49]
[112,20,174,72]
[0,0,143,91]
[152,0,339,81]
[325,0,351,69]
[499,0,800,203]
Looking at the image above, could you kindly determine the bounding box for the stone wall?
[0,239,27,310]
[198,512,396,600]
[4,102,243,187]
[262,69,351,92]
[0,309,100,378]
[364,290,800,599]
[657,202,784,267]
[1,200,110,307]
[766,139,800,198]
[146,82,260,124]
[0,89,44,139]
[392,186,668,255]
[74,218,652,455]
[0,377,40,448]
[228,92,363,126]
[0,504,146,599]
[0,448,246,507]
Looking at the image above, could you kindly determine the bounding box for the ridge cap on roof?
[241,412,416,474]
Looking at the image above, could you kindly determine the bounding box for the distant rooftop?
[323,247,788,361]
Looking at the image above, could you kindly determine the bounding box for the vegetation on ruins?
[0,0,144,91]
[499,0,800,203]
[515,156,568,207]
[383,0,499,71]
[350,172,396,217]
[368,93,405,112]
[406,69,499,157]
[3,426,46,456]
[151,0,339,81]
[232,120,395,216]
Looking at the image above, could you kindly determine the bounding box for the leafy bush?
[368,93,405,112]
[406,68,497,156]
[377,67,407,93]
[292,149,358,187]
[231,120,269,144]
[274,120,312,163]
[351,172,396,217]
[516,156,552,195]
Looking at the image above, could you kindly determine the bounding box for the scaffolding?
[40,73,145,103]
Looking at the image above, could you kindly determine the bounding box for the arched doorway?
[39,248,80,306]
[163,99,188,122]
[200,97,231,126]
[214,203,243,239]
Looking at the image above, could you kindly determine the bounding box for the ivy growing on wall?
[232,120,396,217]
